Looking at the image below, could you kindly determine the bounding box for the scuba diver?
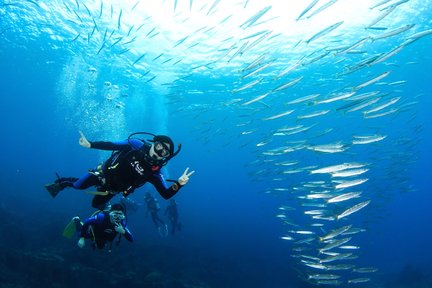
[72,203,133,250]
[144,192,168,236]
[45,131,195,209]
[165,199,181,235]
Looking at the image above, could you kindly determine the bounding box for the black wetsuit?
[80,212,133,249]
[56,139,181,209]
[165,201,181,235]
[145,195,165,228]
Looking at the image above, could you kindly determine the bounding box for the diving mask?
[109,211,125,224]
[154,141,171,158]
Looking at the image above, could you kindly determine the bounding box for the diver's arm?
[149,173,182,200]
[119,219,134,242]
[124,227,134,242]
[89,139,144,151]
[80,215,99,237]
[78,131,130,150]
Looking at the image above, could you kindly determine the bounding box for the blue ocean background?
[0,0,431,287]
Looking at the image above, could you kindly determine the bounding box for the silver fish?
[354,71,391,90]
[336,200,371,220]
[272,76,304,92]
[327,192,362,203]
[352,135,386,145]
[311,163,366,174]
[262,110,294,121]
[348,278,371,284]
[319,238,352,252]
[319,225,352,241]
[372,24,415,41]
[296,0,320,21]
[306,21,344,44]
[363,97,400,114]
[306,0,338,20]
[335,178,368,190]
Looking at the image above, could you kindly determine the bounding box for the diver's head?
[151,135,173,158]
[109,203,125,224]
[147,135,174,166]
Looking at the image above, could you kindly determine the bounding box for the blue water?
[1,0,431,287]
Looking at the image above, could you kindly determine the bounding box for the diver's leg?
[56,177,79,187]
[156,214,166,226]
[48,171,102,198]
[151,213,159,227]
[156,216,168,237]
[70,173,101,189]
[46,176,78,197]
[48,172,100,198]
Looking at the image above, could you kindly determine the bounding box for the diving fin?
[45,182,62,198]
[62,217,82,239]
[62,220,76,239]
[46,172,63,198]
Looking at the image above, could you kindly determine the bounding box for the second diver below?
[46,131,194,209]
[73,203,133,250]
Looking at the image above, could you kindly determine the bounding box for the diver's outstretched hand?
[178,167,195,186]
[79,131,91,148]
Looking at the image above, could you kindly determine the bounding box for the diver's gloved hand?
[114,224,126,234]
[77,237,85,248]
[78,131,91,148]
[178,167,195,186]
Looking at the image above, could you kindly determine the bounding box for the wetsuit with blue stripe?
[80,212,133,249]
[57,139,181,209]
